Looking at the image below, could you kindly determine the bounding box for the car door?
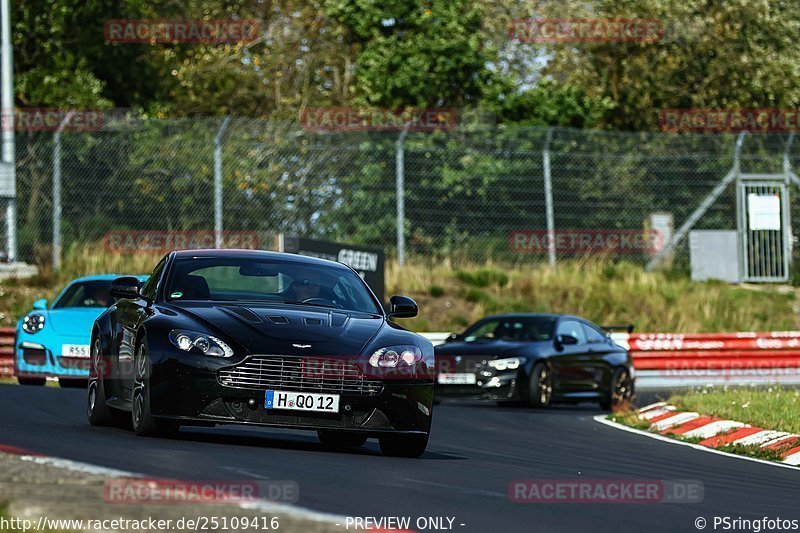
[117,261,165,402]
[550,318,590,393]
[581,321,614,392]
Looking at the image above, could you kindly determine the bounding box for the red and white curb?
[630,402,800,466]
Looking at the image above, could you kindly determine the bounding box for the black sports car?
[87,249,434,458]
[434,314,634,409]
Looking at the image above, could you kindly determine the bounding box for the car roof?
[68,274,149,283]
[480,313,588,322]
[171,249,349,269]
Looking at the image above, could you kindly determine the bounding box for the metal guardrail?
[421,331,800,389]
[0,327,14,377]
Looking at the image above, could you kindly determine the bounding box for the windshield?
[52,281,114,309]
[462,317,555,343]
[166,257,381,314]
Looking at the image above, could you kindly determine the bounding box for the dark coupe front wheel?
[599,367,634,411]
[317,430,368,450]
[527,362,552,408]
[132,338,180,437]
[379,433,429,458]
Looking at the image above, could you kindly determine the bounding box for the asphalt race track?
[1,383,798,532]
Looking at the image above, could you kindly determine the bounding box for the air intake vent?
[267,315,289,325]
[304,317,323,326]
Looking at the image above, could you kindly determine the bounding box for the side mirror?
[110,276,141,300]
[445,332,461,343]
[387,295,418,319]
[32,298,47,310]
[556,334,579,347]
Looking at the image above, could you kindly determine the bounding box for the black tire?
[60,379,88,389]
[379,433,429,458]
[599,367,634,411]
[132,337,180,437]
[88,335,114,426]
[317,430,368,450]
[527,362,552,408]
[17,377,46,386]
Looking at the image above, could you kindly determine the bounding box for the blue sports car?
[15,274,148,387]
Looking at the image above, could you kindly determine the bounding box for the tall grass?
[387,257,798,333]
[1,246,796,333]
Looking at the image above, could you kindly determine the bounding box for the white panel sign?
[748,194,781,231]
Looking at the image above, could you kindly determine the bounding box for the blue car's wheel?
[18,378,46,386]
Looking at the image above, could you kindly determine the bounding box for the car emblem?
[455,356,462,363]
[293,344,312,348]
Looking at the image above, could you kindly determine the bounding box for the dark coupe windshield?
[166,257,381,314]
[462,316,555,343]
[53,281,114,309]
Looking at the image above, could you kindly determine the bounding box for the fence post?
[1,0,15,262]
[52,111,75,272]
[543,127,556,268]
[396,123,411,266]
[214,116,231,249]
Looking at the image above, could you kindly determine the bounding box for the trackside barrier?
[421,331,800,389]
[0,328,14,377]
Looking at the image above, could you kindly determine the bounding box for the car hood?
[45,308,105,337]
[172,302,385,357]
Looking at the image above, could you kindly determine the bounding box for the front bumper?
[14,332,90,379]
[148,352,433,435]
[435,370,523,402]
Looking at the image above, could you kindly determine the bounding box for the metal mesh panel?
[6,120,799,273]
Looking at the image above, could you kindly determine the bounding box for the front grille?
[218,355,383,396]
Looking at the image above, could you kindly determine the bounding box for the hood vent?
[304,317,324,326]
[266,315,290,325]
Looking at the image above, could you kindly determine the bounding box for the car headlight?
[169,330,233,358]
[369,345,422,368]
[488,357,526,371]
[22,313,45,334]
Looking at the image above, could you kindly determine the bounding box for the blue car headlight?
[169,330,233,358]
[487,357,526,371]
[22,313,45,334]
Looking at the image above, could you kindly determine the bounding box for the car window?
[556,319,587,344]
[141,257,166,301]
[583,323,608,344]
[52,281,114,309]
[462,317,554,342]
[166,257,381,314]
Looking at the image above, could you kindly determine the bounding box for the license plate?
[62,344,90,358]
[265,390,340,413]
[437,373,477,385]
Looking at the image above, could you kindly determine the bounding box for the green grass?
[669,387,800,434]
[388,258,799,333]
[2,245,799,334]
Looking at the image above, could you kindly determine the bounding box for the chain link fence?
[6,117,800,272]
